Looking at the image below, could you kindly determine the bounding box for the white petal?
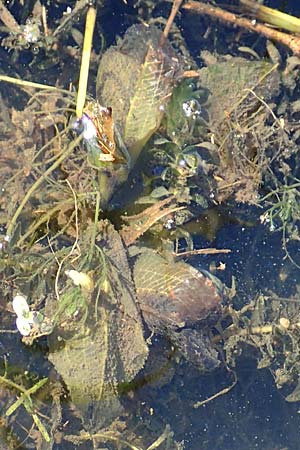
[65,270,94,292]
[12,295,29,317]
[16,317,32,336]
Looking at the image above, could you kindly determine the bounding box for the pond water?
[1,1,300,449]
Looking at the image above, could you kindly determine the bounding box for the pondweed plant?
[259,176,300,266]
[164,78,209,147]
[139,78,214,207]
[260,177,300,231]
[0,364,50,443]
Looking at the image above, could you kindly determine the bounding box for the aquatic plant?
[3,1,300,448]
[164,77,209,146]
[259,175,300,269]
[260,177,300,232]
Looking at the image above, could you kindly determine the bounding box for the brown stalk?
[0,3,20,32]
[160,0,184,46]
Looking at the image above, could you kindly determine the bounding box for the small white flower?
[12,295,29,317]
[260,212,270,225]
[12,294,40,336]
[16,317,32,336]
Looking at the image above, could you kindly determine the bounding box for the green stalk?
[6,135,82,242]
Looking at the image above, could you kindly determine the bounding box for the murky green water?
[1,1,300,449]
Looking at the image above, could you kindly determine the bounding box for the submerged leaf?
[46,221,148,429]
[97,24,182,164]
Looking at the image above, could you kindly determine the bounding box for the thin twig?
[160,0,183,46]
[174,248,231,257]
[193,369,237,408]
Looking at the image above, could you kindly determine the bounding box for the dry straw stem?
[0,75,73,94]
[183,1,300,55]
[240,0,300,34]
[76,4,96,119]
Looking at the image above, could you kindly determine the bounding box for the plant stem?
[6,135,82,242]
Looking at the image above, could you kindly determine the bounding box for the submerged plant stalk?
[6,134,82,242]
